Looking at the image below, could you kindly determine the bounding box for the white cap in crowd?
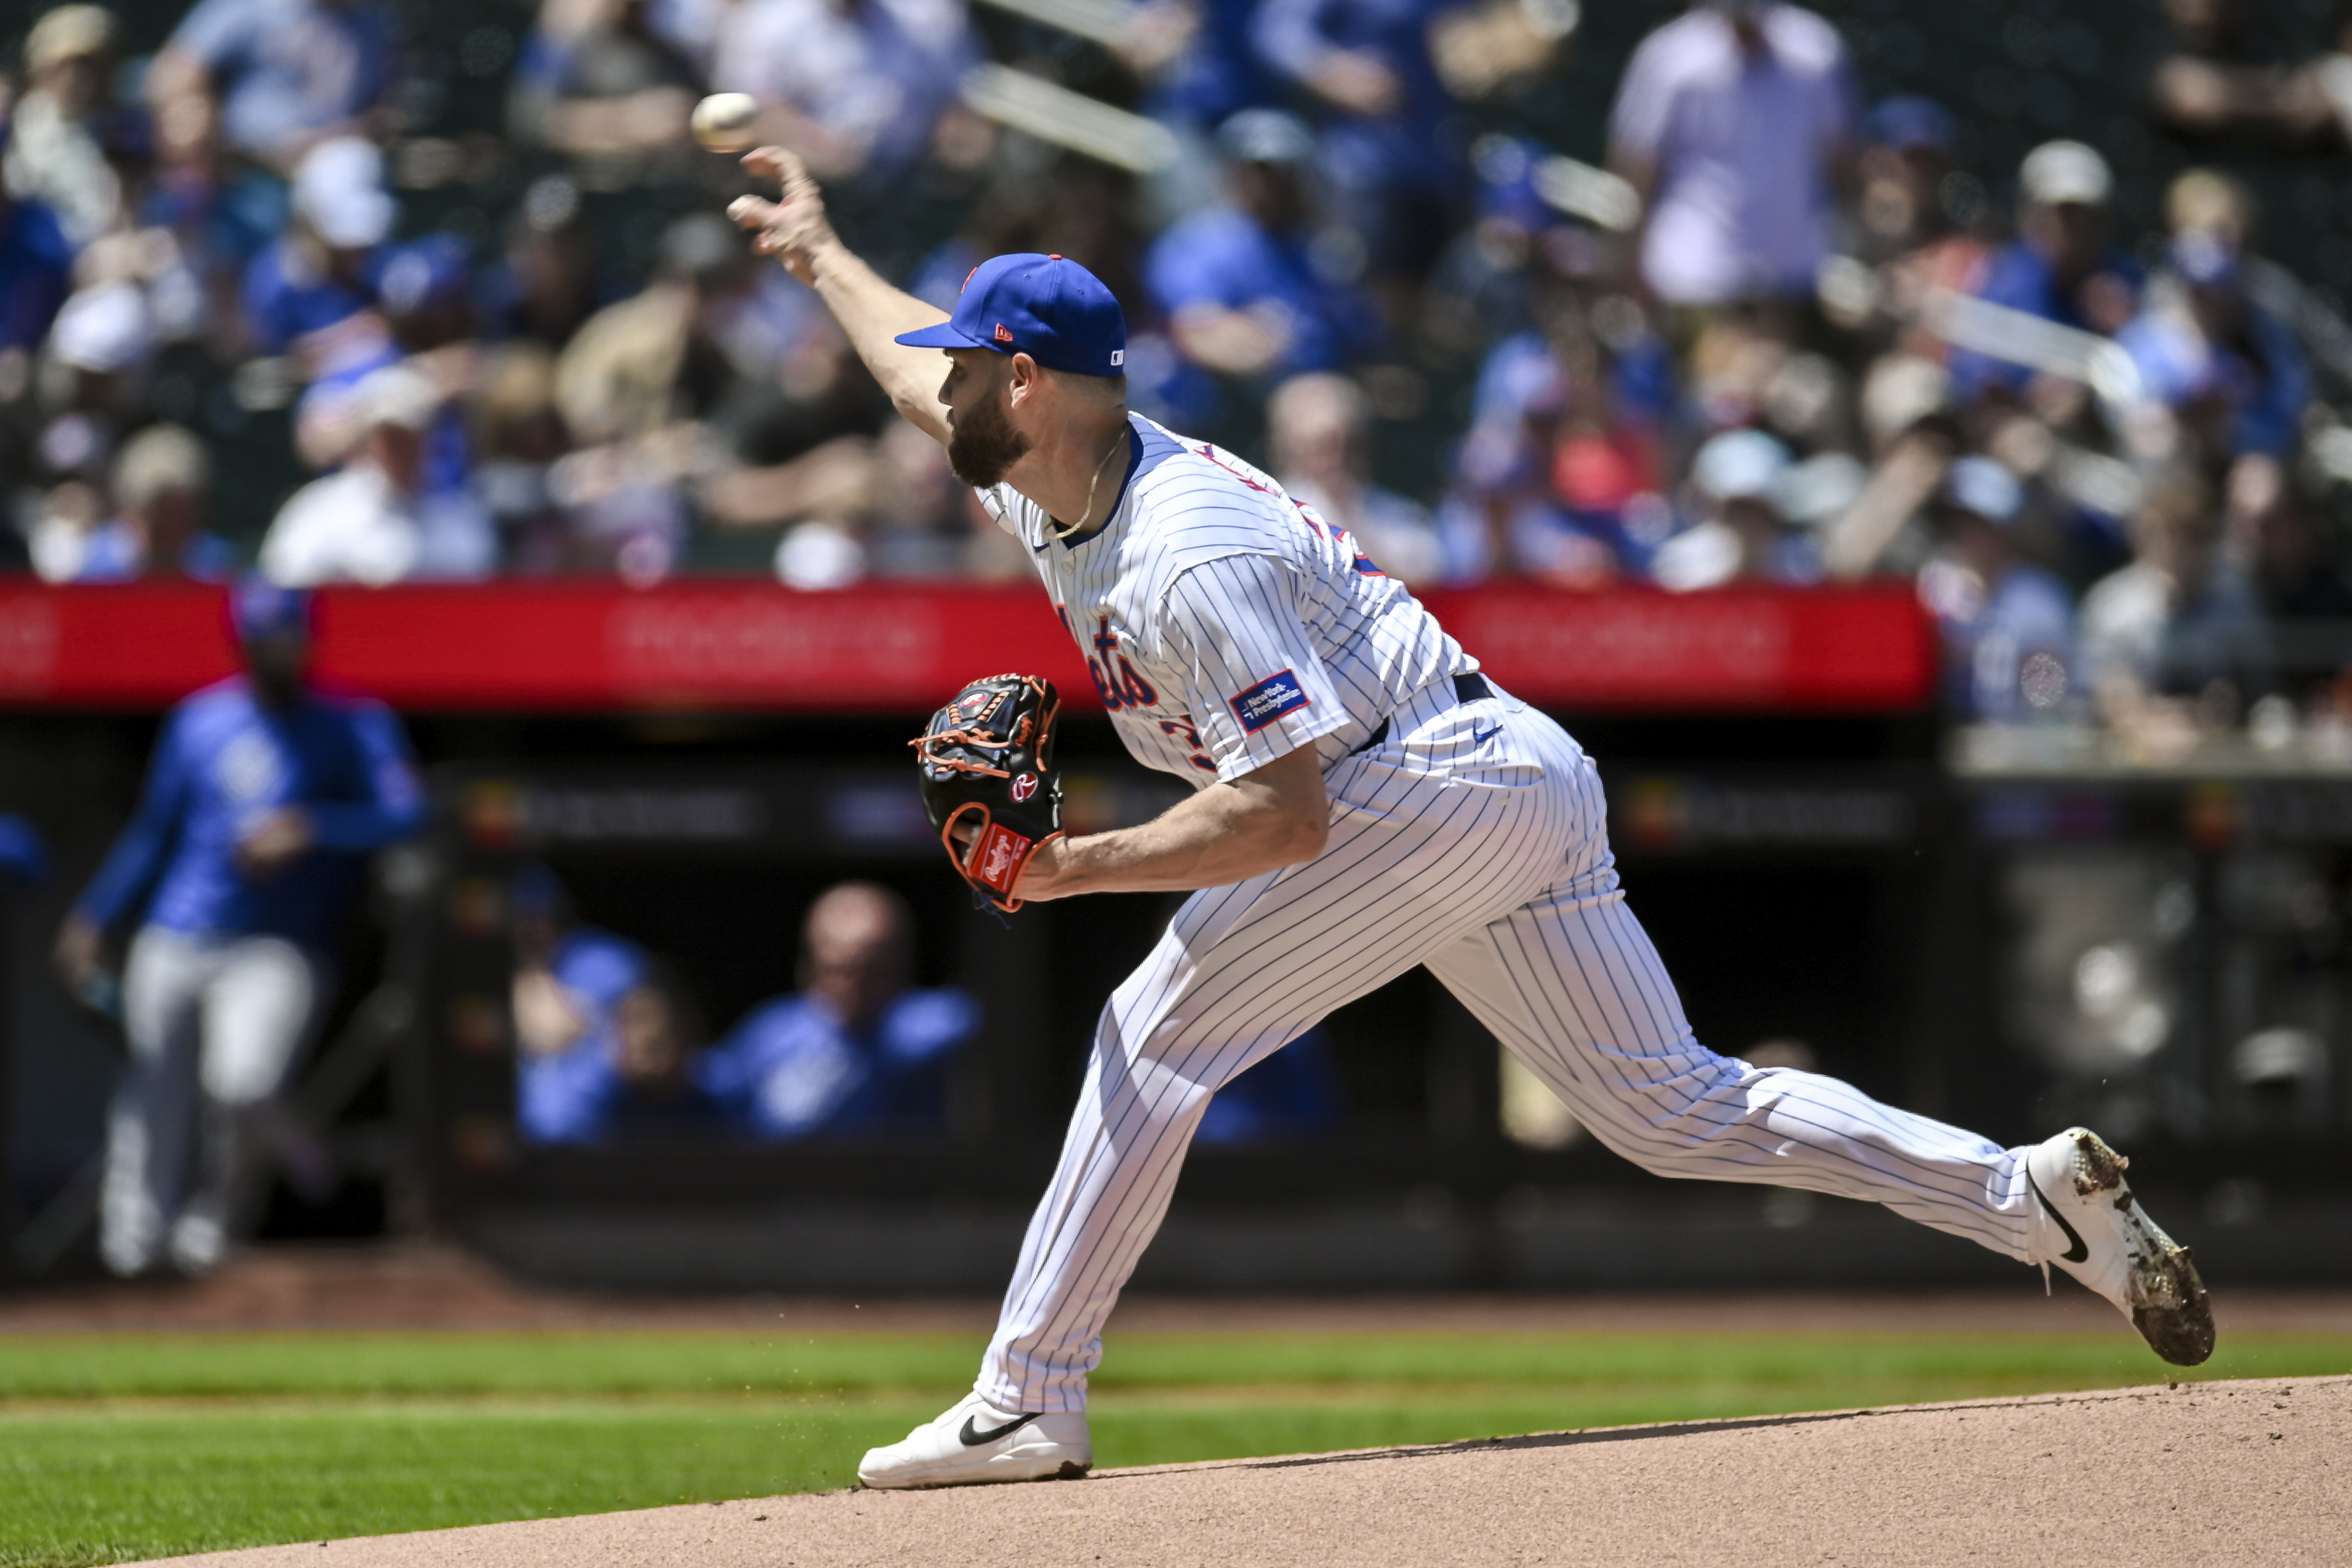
[294,137,397,250]
[354,363,443,432]
[2019,140,2112,209]
[1945,455,2024,524]
[1691,428,1793,505]
[51,282,154,373]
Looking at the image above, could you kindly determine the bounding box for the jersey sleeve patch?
[1229,669,1311,733]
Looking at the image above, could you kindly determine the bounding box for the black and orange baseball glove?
[911,674,1063,913]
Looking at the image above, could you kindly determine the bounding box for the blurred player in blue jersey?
[54,578,425,1277]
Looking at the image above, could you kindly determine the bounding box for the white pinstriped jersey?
[976,415,1473,787]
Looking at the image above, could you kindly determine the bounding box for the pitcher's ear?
[1006,351,1042,403]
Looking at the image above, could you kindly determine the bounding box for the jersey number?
[1159,717,1218,774]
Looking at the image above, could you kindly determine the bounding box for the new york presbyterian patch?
[1229,669,1311,733]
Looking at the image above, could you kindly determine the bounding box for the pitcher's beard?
[947,398,1032,488]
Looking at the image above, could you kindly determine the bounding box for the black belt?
[1349,672,1491,756]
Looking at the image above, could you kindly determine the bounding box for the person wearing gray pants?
[55,581,424,1277]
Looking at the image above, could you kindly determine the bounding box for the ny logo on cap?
[994,323,1015,343]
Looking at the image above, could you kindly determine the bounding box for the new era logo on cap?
[892,253,1128,377]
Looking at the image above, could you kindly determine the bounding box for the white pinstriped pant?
[979,680,2035,1413]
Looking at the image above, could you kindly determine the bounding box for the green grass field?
[2,1327,2348,1568]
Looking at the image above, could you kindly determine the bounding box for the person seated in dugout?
[511,865,720,1145]
[694,881,980,1142]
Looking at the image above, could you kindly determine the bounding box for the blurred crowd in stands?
[511,872,1339,1146]
[9,0,2352,736]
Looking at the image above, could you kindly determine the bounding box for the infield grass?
[1,1327,2346,1567]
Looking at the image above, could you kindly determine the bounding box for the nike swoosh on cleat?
[2026,1171,2089,1264]
[959,1412,1042,1447]
[1472,725,1501,745]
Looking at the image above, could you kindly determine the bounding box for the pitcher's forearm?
[729,149,955,443]
[803,238,953,441]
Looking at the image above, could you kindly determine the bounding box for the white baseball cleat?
[857,1392,1093,1490]
[2024,1126,2215,1367]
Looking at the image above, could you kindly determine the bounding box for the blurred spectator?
[1422,136,1556,353]
[149,0,402,173]
[1832,97,1990,363]
[1131,0,1276,152]
[55,579,424,1274]
[2118,228,2310,467]
[241,137,397,373]
[486,179,604,351]
[24,280,156,581]
[137,85,288,339]
[554,213,759,446]
[694,882,979,1141]
[295,236,484,518]
[49,425,234,582]
[473,343,576,571]
[5,7,127,249]
[1948,142,2140,407]
[1196,1025,1343,1142]
[1652,427,1820,590]
[1606,0,1855,308]
[711,0,976,180]
[1917,455,2075,721]
[1847,97,1955,267]
[553,213,806,578]
[511,868,719,1145]
[510,0,698,163]
[2149,0,2352,151]
[261,364,493,584]
[2226,452,2352,619]
[43,278,153,456]
[1250,0,1460,282]
[0,165,74,356]
[1267,372,1440,582]
[2080,466,2271,746]
[1145,110,1380,384]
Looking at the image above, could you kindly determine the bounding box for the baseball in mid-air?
[692,93,759,153]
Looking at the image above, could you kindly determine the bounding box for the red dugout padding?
[0,581,1935,713]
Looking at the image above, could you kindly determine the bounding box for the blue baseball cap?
[229,576,314,643]
[1864,96,1953,153]
[894,252,1127,378]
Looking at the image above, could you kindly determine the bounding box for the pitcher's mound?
[141,1376,2347,1568]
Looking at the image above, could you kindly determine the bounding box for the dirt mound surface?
[139,1375,2348,1567]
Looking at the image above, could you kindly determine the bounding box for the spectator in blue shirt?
[55,579,426,1277]
[1146,110,1381,385]
[1917,456,2076,722]
[1137,0,1276,138]
[149,0,401,173]
[241,137,396,370]
[0,166,74,355]
[1250,0,1459,277]
[511,868,720,1145]
[2119,228,2310,465]
[696,882,979,1141]
[1950,141,2141,405]
[71,425,239,583]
